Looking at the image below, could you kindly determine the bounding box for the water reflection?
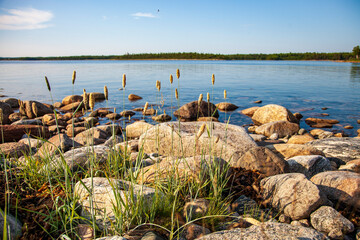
[350,63,360,83]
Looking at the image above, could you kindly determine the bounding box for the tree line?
[1,50,359,61]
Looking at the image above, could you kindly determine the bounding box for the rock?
[74,177,162,230]
[116,140,139,153]
[89,92,105,101]
[36,133,75,158]
[339,159,360,173]
[67,126,86,137]
[174,100,219,121]
[286,155,332,179]
[21,100,53,118]
[307,138,360,162]
[240,107,260,117]
[311,171,360,209]
[179,223,211,240]
[310,123,334,128]
[255,121,299,138]
[74,127,108,145]
[97,109,112,116]
[126,121,153,138]
[321,113,329,116]
[247,126,257,133]
[62,95,83,105]
[231,195,258,215]
[0,102,13,124]
[260,173,327,220]
[139,122,257,166]
[104,135,123,148]
[183,198,210,220]
[216,102,239,111]
[234,146,289,177]
[141,231,165,240]
[318,131,334,139]
[251,104,298,125]
[298,128,306,135]
[197,117,219,122]
[53,102,63,108]
[60,102,85,112]
[0,125,49,142]
[97,124,122,136]
[290,219,311,227]
[19,137,43,148]
[0,211,22,240]
[143,108,156,116]
[76,224,94,240]
[8,112,23,122]
[95,236,127,240]
[106,113,121,120]
[249,134,266,142]
[310,206,354,239]
[11,118,42,125]
[344,125,353,129]
[119,110,135,117]
[0,142,29,157]
[128,94,142,101]
[254,100,262,104]
[152,114,171,122]
[287,134,315,144]
[46,145,109,172]
[293,112,303,120]
[1,98,19,108]
[196,222,328,240]
[138,155,229,184]
[334,132,348,138]
[305,118,339,127]
[269,133,278,140]
[132,107,143,112]
[269,144,324,159]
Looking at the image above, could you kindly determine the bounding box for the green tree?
[353,45,360,59]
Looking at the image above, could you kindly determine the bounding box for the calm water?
[0,60,359,136]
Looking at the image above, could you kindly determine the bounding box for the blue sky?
[0,0,359,57]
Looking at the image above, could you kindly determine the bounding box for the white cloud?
[131,12,156,19]
[0,8,53,30]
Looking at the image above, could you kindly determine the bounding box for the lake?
[0,60,359,136]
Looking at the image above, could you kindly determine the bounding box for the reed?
[72,70,76,85]
[104,85,109,100]
[89,93,95,111]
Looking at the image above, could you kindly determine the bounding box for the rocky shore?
[1,94,360,240]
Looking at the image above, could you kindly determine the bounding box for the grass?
[0,70,264,240]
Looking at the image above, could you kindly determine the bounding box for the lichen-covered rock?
[260,173,327,220]
[139,122,257,166]
[255,120,299,138]
[311,171,360,209]
[310,206,354,239]
[174,100,219,121]
[196,222,328,240]
[286,155,332,179]
[306,137,360,162]
[251,104,298,125]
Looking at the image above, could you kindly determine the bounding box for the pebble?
[344,125,353,129]
[322,107,328,110]
[254,100,262,104]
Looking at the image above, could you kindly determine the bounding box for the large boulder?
[0,125,49,142]
[251,104,298,125]
[260,173,327,220]
[126,121,153,139]
[138,155,229,184]
[0,102,13,124]
[286,155,332,179]
[310,206,354,239]
[174,100,219,121]
[306,137,360,162]
[20,100,53,118]
[255,120,299,138]
[311,171,360,209]
[74,177,162,230]
[234,146,289,177]
[268,144,324,159]
[197,222,328,240]
[240,106,260,117]
[0,142,29,158]
[139,122,257,166]
[36,133,76,158]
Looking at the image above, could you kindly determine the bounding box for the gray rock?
[139,122,257,167]
[286,155,332,179]
[231,195,258,215]
[104,135,123,148]
[19,137,43,148]
[97,124,122,136]
[74,177,162,230]
[0,142,29,158]
[306,137,360,162]
[141,231,165,240]
[310,206,354,239]
[311,171,360,209]
[260,173,327,220]
[249,134,266,142]
[11,118,43,125]
[196,222,328,240]
[0,211,22,240]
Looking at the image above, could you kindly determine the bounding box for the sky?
[0,0,359,57]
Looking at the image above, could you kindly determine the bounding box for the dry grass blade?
[45,76,51,92]
[0,108,3,123]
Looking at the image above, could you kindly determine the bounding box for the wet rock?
[152,114,171,122]
[174,100,219,121]
[251,104,298,125]
[179,223,211,240]
[216,102,239,111]
[8,112,24,122]
[36,133,76,158]
[254,100,262,104]
[139,122,257,166]
[310,206,354,239]
[269,144,324,159]
[132,107,144,112]
[0,142,29,157]
[240,106,260,117]
[1,98,19,108]
[128,94,142,101]
[311,171,360,209]
[0,125,49,142]
[0,102,13,124]
[306,137,360,162]
[126,121,153,138]
[305,118,339,127]
[0,211,22,240]
[255,120,299,138]
[183,198,210,220]
[106,113,121,120]
[286,155,332,179]
[339,159,360,173]
[235,146,289,177]
[260,173,327,220]
[344,125,353,129]
[287,134,315,144]
[62,95,83,105]
[293,112,303,120]
[197,222,328,240]
[11,118,42,125]
[74,177,162,230]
